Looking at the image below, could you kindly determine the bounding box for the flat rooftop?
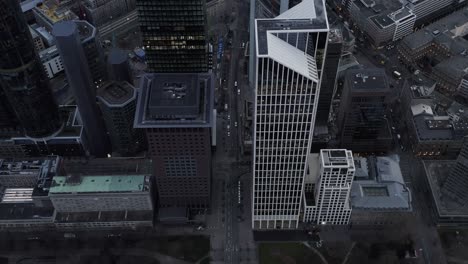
[413,115,454,141]
[134,73,213,128]
[345,68,389,92]
[52,20,96,43]
[320,149,354,168]
[97,81,136,107]
[351,155,411,211]
[49,175,148,194]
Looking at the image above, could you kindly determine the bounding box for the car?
[227,132,230,137]
[227,125,230,130]
[234,81,238,87]
[227,115,231,120]
[234,122,238,127]
[237,89,240,95]
[397,134,401,140]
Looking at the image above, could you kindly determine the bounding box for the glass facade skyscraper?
[136,0,208,73]
[0,0,61,138]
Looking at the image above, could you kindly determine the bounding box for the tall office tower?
[97,81,144,156]
[107,48,133,84]
[249,0,302,85]
[136,0,208,73]
[252,0,329,230]
[53,21,109,157]
[0,93,17,135]
[312,28,343,152]
[303,149,354,225]
[135,73,213,209]
[0,0,61,138]
[338,68,392,153]
[441,139,468,204]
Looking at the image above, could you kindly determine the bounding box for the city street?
[206,0,256,263]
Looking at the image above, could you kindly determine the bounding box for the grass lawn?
[258,242,325,264]
[149,235,210,262]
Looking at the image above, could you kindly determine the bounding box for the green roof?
[49,175,147,194]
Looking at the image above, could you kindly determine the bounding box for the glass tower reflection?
[0,0,61,138]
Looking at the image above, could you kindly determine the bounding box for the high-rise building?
[441,139,468,204]
[312,28,343,152]
[136,0,208,73]
[135,73,214,209]
[252,0,329,229]
[53,21,109,157]
[303,149,354,225]
[107,48,133,83]
[97,81,144,156]
[0,0,61,138]
[338,68,393,153]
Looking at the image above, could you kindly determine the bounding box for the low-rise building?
[398,8,468,98]
[49,174,153,229]
[348,0,416,47]
[350,155,412,226]
[0,156,61,231]
[405,92,468,158]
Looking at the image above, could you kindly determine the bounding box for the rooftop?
[320,149,355,168]
[255,0,328,55]
[345,68,389,92]
[52,20,96,43]
[33,0,77,24]
[351,155,411,211]
[423,160,468,217]
[134,73,213,128]
[49,175,149,194]
[97,81,136,107]
[413,114,454,141]
[400,8,468,53]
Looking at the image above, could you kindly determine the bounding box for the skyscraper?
[312,28,343,152]
[303,149,355,225]
[252,0,329,229]
[53,20,109,157]
[441,138,468,204]
[0,0,61,138]
[136,0,208,73]
[338,68,392,153]
[97,81,144,156]
[135,73,214,209]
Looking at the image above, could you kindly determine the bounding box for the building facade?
[53,21,110,157]
[136,0,208,73]
[303,149,354,225]
[252,0,329,230]
[0,0,61,138]
[135,73,213,210]
[97,81,144,156]
[338,69,392,153]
